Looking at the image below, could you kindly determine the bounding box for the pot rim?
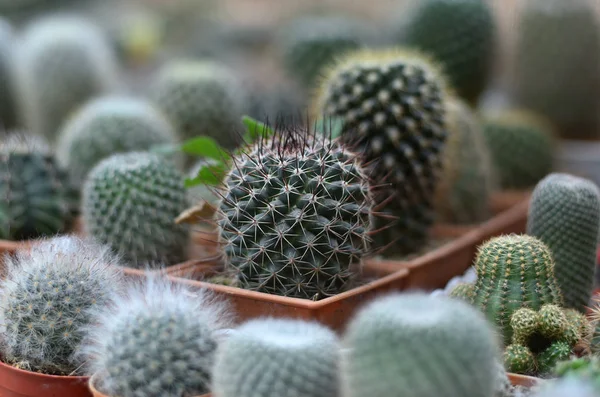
[0,357,89,380]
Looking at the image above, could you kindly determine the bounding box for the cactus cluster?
[217,128,373,299]
[82,151,191,268]
[0,236,123,375]
[527,173,600,313]
[312,48,450,256]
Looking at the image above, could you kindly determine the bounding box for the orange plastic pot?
[507,373,542,388]
[0,359,91,397]
[88,373,210,397]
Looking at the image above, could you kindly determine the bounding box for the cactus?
[312,48,450,256]
[527,173,600,313]
[149,60,245,153]
[481,111,555,190]
[470,234,563,344]
[537,341,572,374]
[511,0,600,140]
[82,151,191,268]
[434,96,496,224]
[399,0,496,104]
[493,359,513,397]
[448,282,475,302]
[0,134,73,240]
[278,15,364,89]
[341,292,500,397]
[0,18,17,129]
[504,345,536,374]
[80,276,230,397]
[216,128,374,299]
[0,236,123,375]
[213,318,341,397]
[13,15,119,141]
[56,96,181,185]
[553,356,600,391]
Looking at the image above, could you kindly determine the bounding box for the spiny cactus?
[0,134,73,240]
[149,60,245,153]
[213,318,341,397]
[82,151,191,268]
[216,128,374,299]
[80,276,230,397]
[13,15,119,141]
[470,234,563,344]
[312,48,450,256]
[493,359,513,397]
[504,344,536,374]
[0,18,16,129]
[434,96,496,224]
[481,110,555,190]
[511,0,600,140]
[553,356,600,391]
[527,173,600,313]
[399,0,496,104]
[448,282,475,302]
[56,96,181,185]
[0,236,123,375]
[341,292,500,397]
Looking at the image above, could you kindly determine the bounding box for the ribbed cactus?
[527,173,600,313]
[80,277,230,397]
[399,0,496,104]
[13,16,119,141]
[0,134,73,240]
[312,48,450,256]
[434,96,496,224]
[217,129,373,299]
[512,0,600,139]
[56,96,181,185]
[213,318,341,397]
[0,18,16,129]
[342,292,500,397]
[82,151,191,268]
[470,234,563,344]
[0,236,123,375]
[149,60,244,152]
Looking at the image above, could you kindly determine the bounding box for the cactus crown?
[0,236,123,375]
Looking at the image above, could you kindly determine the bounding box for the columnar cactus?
[80,277,230,397]
[13,16,119,141]
[216,128,374,299]
[0,236,123,375]
[482,110,555,190]
[56,96,181,185]
[470,234,563,344]
[527,173,600,313]
[0,134,73,240]
[82,151,191,268]
[342,292,500,397]
[0,18,17,129]
[312,48,450,256]
[399,0,496,104]
[511,0,600,139]
[213,318,341,397]
[149,60,245,152]
[434,96,496,224]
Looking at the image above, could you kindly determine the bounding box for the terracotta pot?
[88,372,209,397]
[0,359,90,397]
[507,373,542,388]
[490,189,532,214]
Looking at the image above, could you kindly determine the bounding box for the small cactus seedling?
[342,292,500,397]
[527,173,600,313]
[82,151,191,268]
[0,236,123,375]
[470,234,563,344]
[80,276,231,397]
[312,48,450,256]
[56,96,181,185]
[0,133,73,240]
[13,15,119,141]
[212,318,341,397]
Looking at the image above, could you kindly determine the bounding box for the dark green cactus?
[470,234,563,344]
[399,0,496,104]
[527,173,600,313]
[313,48,450,256]
[482,110,555,190]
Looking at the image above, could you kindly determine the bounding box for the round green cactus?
[342,292,500,397]
[537,341,572,375]
[312,48,450,256]
[213,318,341,397]
[217,129,374,299]
[0,236,123,375]
[82,151,191,268]
[504,344,536,374]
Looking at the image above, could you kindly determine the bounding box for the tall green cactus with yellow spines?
[470,234,563,344]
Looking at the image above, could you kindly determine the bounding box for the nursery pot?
[88,373,210,397]
[0,359,91,397]
[507,373,542,388]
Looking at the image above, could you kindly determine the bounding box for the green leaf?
[180,136,231,162]
[242,115,276,142]
[313,117,345,139]
[185,162,228,187]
